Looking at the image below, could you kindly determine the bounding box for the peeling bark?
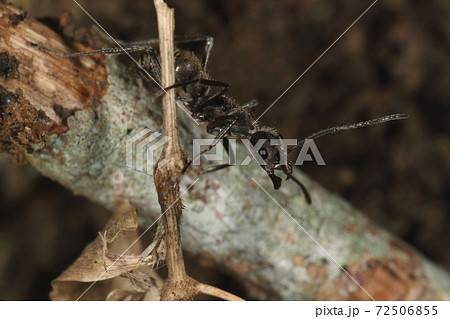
[1,2,449,300]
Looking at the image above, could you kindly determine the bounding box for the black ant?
[29,36,408,204]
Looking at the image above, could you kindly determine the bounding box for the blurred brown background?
[1,0,449,300]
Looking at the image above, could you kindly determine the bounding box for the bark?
[1,2,449,300]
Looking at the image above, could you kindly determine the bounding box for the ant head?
[250,128,290,189]
[249,128,311,204]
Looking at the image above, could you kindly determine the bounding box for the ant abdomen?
[175,51,205,83]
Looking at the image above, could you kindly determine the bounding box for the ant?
[29,36,408,204]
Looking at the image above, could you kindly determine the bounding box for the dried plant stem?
[152,0,187,297]
[195,282,244,301]
[152,0,243,301]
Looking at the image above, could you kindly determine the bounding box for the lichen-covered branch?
[1,2,449,300]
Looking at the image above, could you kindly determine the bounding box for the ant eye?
[258,148,268,159]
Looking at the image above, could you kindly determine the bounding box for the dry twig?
[152,0,243,301]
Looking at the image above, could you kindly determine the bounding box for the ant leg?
[115,38,160,46]
[28,42,156,57]
[30,34,213,66]
[192,79,229,114]
[137,49,162,83]
[191,35,213,70]
[202,137,235,174]
[157,78,227,95]
[222,137,235,165]
[240,99,258,110]
[153,78,229,105]
[29,41,163,87]
[120,35,214,70]
[181,120,236,175]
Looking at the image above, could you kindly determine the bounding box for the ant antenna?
[288,114,409,153]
